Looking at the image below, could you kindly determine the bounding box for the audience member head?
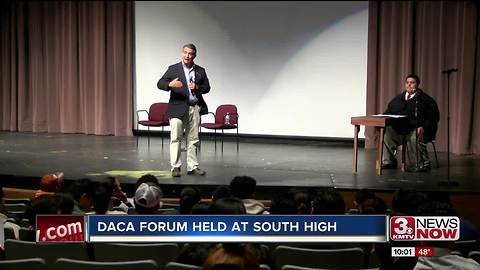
[230,176,257,199]
[354,189,375,209]
[203,243,259,270]
[106,176,119,189]
[92,181,114,214]
[191,202,210,214]
[209,197,246,215]
[417,198,456,217]
[69,178,94,212]
[106,176,126,198]
[134,182,163,214]
[136,174,161,189]
[291,188,312,214]
[360,196,388,214]
[269,192,297,214]
[424,191,452,205]
[212,185,231,202]
[392,189,424,215]
[177,242,213,266]
[24,194,74,227]
[179,186,202,214]
[55,192,75,214]
[311,188,345,214]
[36,172,64,197]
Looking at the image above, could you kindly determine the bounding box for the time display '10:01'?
[391,247,434,257]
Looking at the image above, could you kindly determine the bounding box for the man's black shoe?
[187,168,206,176]
[417,164,431,172]
[172,167,181,177]
[381,162,397,169]
[406,165,431,173]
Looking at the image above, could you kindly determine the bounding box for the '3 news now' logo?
[390,216,460,241]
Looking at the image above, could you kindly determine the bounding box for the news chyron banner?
[86,215,387,243]
[36,215,462,243]
[390,216,460,241]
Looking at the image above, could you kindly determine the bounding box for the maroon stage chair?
[136,102,169,148]
[200,104,239,152]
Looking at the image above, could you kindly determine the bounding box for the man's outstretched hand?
[169,78,183,89]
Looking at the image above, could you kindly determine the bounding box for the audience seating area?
[1,175,480,270]
[273,246,366,269]
[0,258,47,270]
[3,226,479,269]
[55,258,158,270]
[0,238,392,270]
[93,242,179,270]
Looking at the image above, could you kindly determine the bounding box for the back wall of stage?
[134,1,368,138]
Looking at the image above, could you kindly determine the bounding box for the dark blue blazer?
[157,62,210,118]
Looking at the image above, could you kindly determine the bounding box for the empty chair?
[452,240,477,257]
[273,245,365,270]
[4,227,17,240]
[162,202,181,209]
[4,239,89,268]
[155,208,178,214]
[19,227,36,241]
[94,242,179,270]
[469,251,480,264]
[401,140,440,170]
[4,203,27,214]
[368,248,381,268]
[0,258,47,270]
[428,140,440,168]
[6,217,17,224]
[19,218,31,227]
[260,264,272,270]
[166,262,202,270]
[200,104,239,152]
[4,198,31,204]
[450,250,463,256]
[54,258,157,270]
[137,102,170,148]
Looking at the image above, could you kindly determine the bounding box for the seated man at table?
[382,74,439,172]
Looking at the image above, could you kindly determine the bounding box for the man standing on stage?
[382,74,439,172]
[157,44,210,177]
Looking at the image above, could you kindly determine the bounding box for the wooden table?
[351,116,399,175]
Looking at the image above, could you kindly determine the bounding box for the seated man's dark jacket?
[384,89,440,142]
[157,62,210,119]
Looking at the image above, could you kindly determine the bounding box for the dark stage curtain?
[0,1,133,136]
[366,1,480,154]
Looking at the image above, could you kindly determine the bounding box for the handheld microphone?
[442,68,458,74]
[414,90,418,118]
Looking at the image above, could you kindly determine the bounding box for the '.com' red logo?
[36,215,85,242]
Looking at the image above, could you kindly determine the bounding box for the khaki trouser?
[383,126,430,169]
[169,105,200,171]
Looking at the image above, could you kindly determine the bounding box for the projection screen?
[134,1,368,138]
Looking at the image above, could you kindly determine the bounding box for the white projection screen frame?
[134,1,368,138]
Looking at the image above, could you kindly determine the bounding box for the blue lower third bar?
[87,215,388,243]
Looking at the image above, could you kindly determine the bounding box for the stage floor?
[1,131,480,195]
